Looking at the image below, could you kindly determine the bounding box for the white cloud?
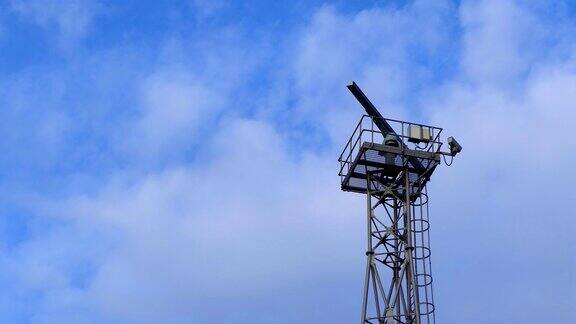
[425,66,576,322]
[10,0,102,48]
[460,0,540,84]
[134,69,224,156]
[291,2,454,144]
[46,118,362,322]
[424,2,576,322]
[2,0,576,323]
[121,32,264,163]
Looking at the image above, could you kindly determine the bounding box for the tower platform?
[338,115,443,194]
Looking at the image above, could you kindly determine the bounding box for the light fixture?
[447,136,462,156]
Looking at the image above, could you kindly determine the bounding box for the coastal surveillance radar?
[338,82,462,324]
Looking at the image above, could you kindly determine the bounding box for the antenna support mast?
[339,82,461,324]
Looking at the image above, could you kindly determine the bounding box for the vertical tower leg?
[360,173,372,322]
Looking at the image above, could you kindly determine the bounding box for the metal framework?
[339,83,459,324]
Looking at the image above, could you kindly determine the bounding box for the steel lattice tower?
[338,82,461,324]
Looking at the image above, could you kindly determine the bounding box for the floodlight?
[447,136,462,156]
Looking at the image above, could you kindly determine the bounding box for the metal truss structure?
[361,167,436,324]
[339,82,461,324]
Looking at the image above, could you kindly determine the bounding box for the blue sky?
[1,0,576,323]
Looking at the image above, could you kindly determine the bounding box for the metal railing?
[338,115,444,182]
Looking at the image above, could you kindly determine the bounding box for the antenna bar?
[347,81,425,171]
[347,82,394,134]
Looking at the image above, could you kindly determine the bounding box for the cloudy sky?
[0,0,575,323]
